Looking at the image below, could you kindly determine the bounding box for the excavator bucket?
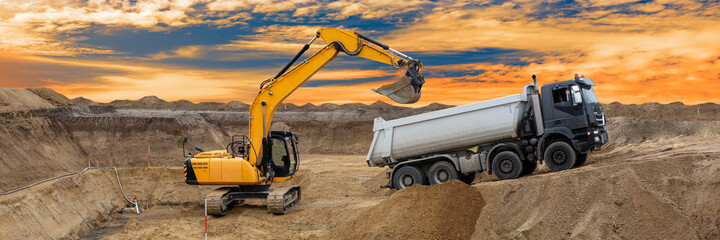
[373,61,425,104]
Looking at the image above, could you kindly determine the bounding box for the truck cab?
[539,75,608,154]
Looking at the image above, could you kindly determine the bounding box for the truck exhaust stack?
[373,60,425,104]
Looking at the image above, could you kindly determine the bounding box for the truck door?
[547,85,585,130]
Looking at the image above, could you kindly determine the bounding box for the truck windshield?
[582,87,599,103]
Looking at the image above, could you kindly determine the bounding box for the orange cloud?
[1,0,719,106]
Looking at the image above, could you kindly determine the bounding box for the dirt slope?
[0,169,125,240]
[26,88,73,106]
[473,149,720,239]
[0,88,54,112]
[0,115,88,192]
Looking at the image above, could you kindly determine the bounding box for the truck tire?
[393,166,424,190]
[544,141,576,171]
[428,161,458,185]
[574,152,588,167]
[492,151,524,180]
[460,173,476,185]
[522,160,537,176]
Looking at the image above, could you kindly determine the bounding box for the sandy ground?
[77,134,720,240]
[84,155,391,239]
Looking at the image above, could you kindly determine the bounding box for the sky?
[1,0,719,106]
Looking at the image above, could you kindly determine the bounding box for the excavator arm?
[248,28,425,172]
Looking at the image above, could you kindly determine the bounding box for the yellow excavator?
[182,28,424,215]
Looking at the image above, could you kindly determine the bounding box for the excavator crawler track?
[206,187,240,216]
[205,185,301,216]
[266,185,301,215]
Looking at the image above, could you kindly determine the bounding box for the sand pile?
[26,88,73,106]
[0,88,55,111]
[332,180,484,239]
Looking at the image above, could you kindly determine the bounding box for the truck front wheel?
[393,166,425,190]
[544,141,577,171]
[428,161,458,185]
[492,151,524,180]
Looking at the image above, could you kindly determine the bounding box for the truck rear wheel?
[544,141,576,171]
[428,161,458,185]
[492,151,524,180]
[393,166,424,190]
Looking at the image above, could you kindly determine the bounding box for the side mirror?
[571,85,583,106]
[195,146,205,152]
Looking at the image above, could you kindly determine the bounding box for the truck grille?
[593,105,605,125]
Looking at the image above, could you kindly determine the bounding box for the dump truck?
[366,75,608,190]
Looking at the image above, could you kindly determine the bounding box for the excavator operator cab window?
[270,135,298,178]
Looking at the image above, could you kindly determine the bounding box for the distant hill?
[6,88,720,121]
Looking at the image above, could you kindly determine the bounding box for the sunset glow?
[1,0,719,105]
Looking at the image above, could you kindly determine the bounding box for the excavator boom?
[248,28,424,169]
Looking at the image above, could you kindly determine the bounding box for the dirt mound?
[369,100,407,110]
[418,102,455,110]
[110,96,249,110]
[339,103,368,109]
[318,103,341,110]
[26,88,73,106]
[0,88,55,112]
[226,101,249,109]
[108,99,137,108]
[137,96,167,107]
[332,180,484,239]
[298,103,317,110]
[71,97,101,106]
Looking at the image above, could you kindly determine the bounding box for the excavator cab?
[268,131,299,179]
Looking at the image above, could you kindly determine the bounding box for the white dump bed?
[367,86,533,167]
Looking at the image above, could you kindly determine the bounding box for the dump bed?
[366,86,533,167]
